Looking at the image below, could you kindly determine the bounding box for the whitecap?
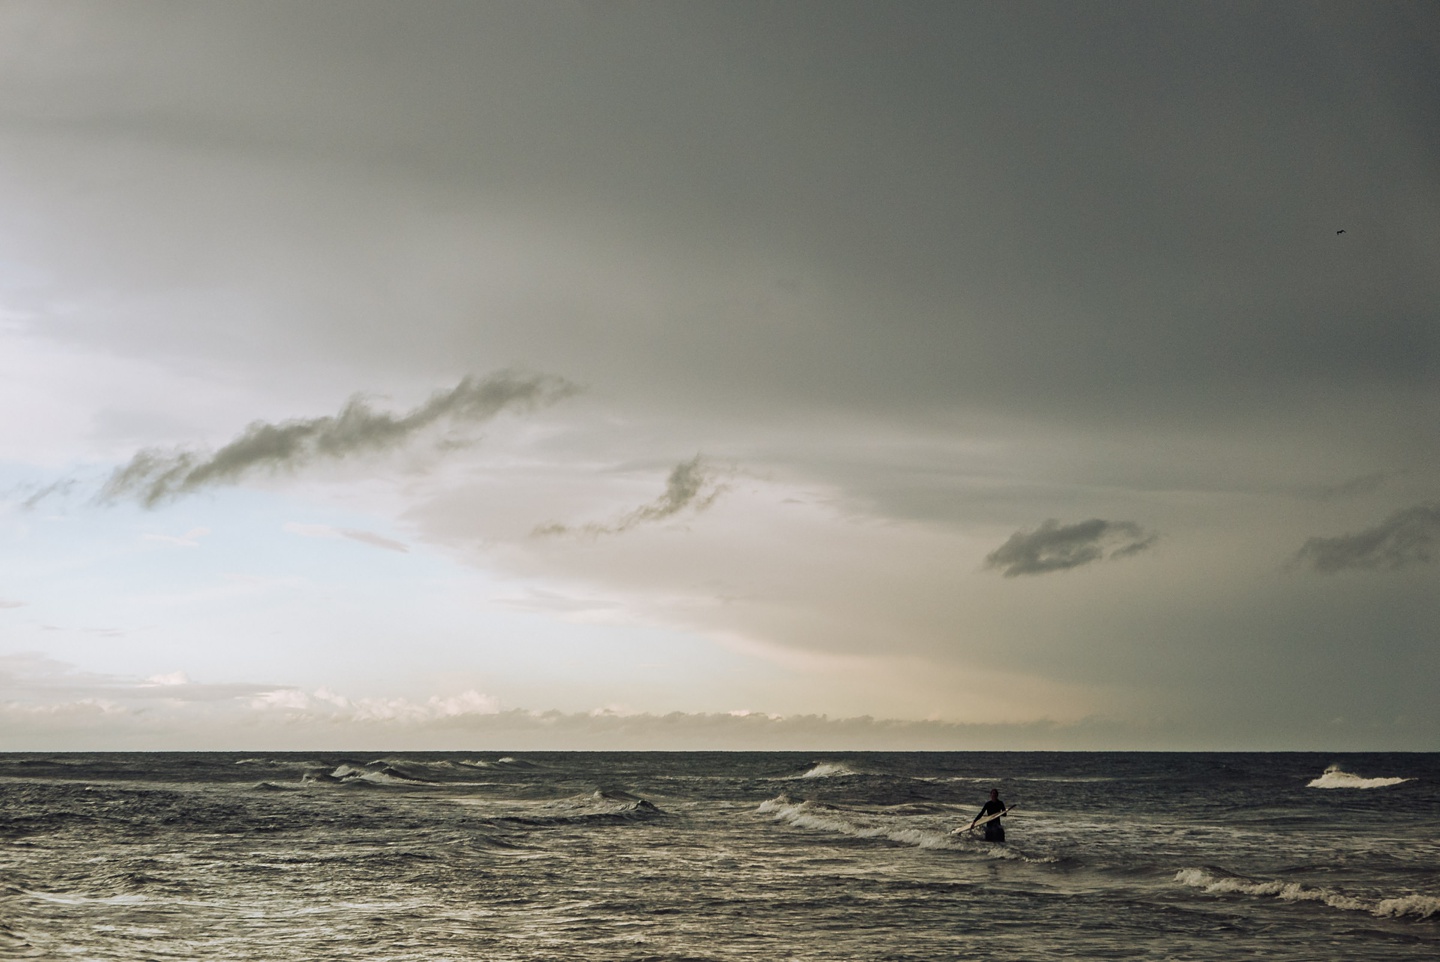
[1306,765,1413,789]
[797,762,861,779]
[1175,867,1434,919]
[1374,894,1440,920]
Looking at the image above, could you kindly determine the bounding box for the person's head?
[989,789,999,800]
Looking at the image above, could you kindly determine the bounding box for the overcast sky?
[1,1,1436,750]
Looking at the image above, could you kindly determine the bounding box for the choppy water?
[1,752,1434,960]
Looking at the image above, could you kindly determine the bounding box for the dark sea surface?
[0,751,1434,960]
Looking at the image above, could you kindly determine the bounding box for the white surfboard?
[954,803,1016,834]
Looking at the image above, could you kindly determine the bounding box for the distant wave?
[300,762,434,787]
[1175,867,1437,920]
[296,758,525,787]
[1306,765,1413,790]
[248,781,299,792]
[797,762,862,779]
[498,790,666,827]
[449,756,540,771]
[335,763,424,785]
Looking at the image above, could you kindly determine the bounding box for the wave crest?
[1175,867,1435,919]
[759,794,953,849]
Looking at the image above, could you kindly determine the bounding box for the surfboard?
[954,803,1016,834]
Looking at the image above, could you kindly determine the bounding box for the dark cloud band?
[1293,502,1440,572]
[535,455,724,538]
[101,371,577,507]
[985,518,1158,577]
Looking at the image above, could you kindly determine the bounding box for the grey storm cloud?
[536,455,725,538]
[985,519,1158,578]
[1292,502,1440,572]
[101,372,577,507]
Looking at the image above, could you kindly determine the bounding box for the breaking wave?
[1306,765,1413,790]
[797,762,862,779]
[1175,867,1437,920]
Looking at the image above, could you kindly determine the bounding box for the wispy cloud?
[984,519,1158,577]
[490,588,621,616]
[143,527,210,547]
[100,372,577,507]
[284,522,409,553]
[1314,471,1389,500]
[535,455,726,537]
[1292,502,1440,572]
[15,479,78,511]
[0,652,277,704]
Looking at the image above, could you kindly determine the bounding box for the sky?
[1,1,1437,751]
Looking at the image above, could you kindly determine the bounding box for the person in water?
[969,788,1007,842]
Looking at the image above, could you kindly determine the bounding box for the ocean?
[1,751,1434,960]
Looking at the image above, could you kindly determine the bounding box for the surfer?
[969,788,1008,842]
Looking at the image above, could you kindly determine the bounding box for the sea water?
[1,752,1434,960]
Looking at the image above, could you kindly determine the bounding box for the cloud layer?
[2,4,1437,750]
[100,372,576,506]
[1294,503,1440,572]
[985,519,1158,577]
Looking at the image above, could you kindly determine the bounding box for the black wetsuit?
[976,798,1006,842]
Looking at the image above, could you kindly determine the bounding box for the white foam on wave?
[1175,867,1436,919]
[24,889,151,907]
[1374,894,1440,920]
[464,756,537,769]
[356,771,420,786]
[797,762,861,779]
[1306,765,1413,789]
